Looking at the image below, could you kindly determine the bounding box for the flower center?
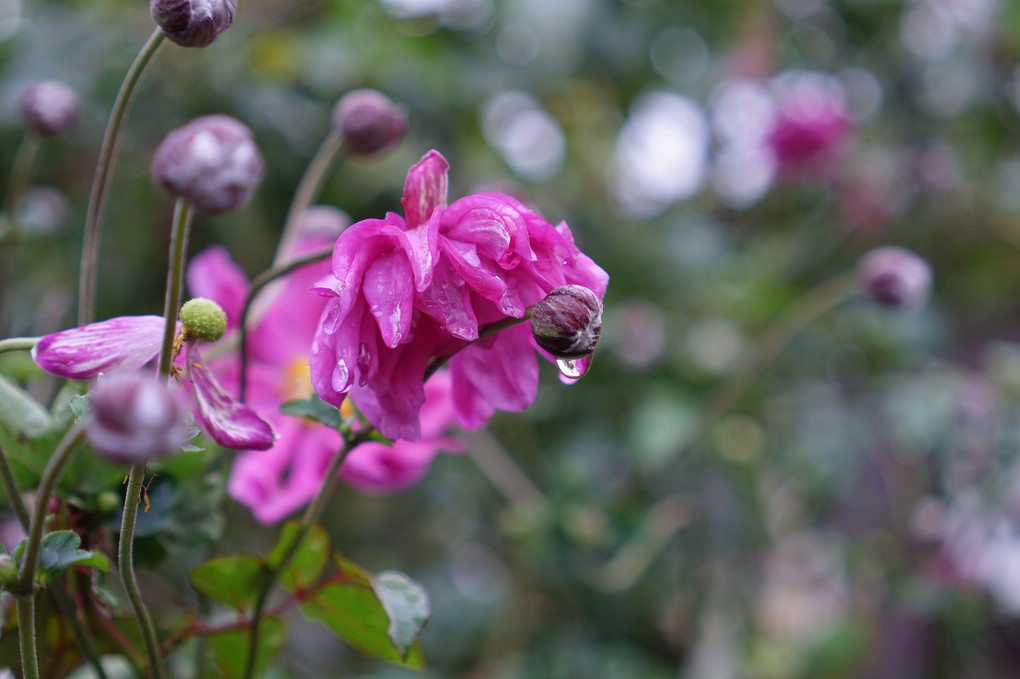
[278,357,314,403]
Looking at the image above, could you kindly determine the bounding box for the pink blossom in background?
[188,234,462,525]
[766,73,852,177]
[310,150,609,441]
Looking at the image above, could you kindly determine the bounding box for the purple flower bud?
[151,114,264,214]
[150,0,236,48]
[331,89,407,155]
[858,246,933,310]
[86,372,189,465]
[531,285,604,359]
[18,80,79,135]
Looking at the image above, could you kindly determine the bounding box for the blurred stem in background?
[78,28,166,327]
[0,132,41,334]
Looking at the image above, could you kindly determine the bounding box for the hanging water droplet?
[556,358,582,379]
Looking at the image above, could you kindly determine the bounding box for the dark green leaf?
[266,521,330,591]
[37,530,109,579]
[190,555,264,610]
[207,616,285,679]
[372,570,431,660]
[299,555,425,668]
[280,394,343,431]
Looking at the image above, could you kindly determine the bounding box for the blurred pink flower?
[187,238,461,524]
[310,150,609,441]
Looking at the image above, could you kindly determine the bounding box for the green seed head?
[180,297,227,342]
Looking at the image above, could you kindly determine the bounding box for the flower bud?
[18,80,79,135]
[531,285,603,359]
[86,372,189,465]
[150,0,236,48]
[180,297,227,342]
[151,114,264,214]
[0,555,16,587]
[331,89,407,155]
[858,246,933,310]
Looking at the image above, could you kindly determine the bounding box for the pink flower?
[31,316,275,451]
[310,150,609,440]
[765,71,852,177]
[187,236,461,524]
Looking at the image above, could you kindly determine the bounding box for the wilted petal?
[402,150,449,229]
[33,316,166,379]
[187,341,275,450]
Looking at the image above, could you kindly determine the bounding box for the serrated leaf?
[299,555,425,668]
[207,616,285,678]
[280,394,343,431]
[266,521,330,591]
[190,555,264,610]
[372,570,431,660]
[37,531,108,579]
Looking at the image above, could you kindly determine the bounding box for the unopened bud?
[332,89,407,155]
[0,555,16,587]
[86,372,189,465]
[18,80,79,135]
[180,297,227,342]
[151,114,264,214]
[531,285,603,359]
[150,0,236,48]
[858,246,932,310]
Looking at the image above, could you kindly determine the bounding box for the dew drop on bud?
[557,358,582,379]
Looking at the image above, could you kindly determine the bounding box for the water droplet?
[332,359,350,390]
[556,358,582,379]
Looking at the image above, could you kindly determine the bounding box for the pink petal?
[361,250,414,348]
[449,323,538,430]
[402,150,449,229]
[187,341,276,450]
[414,259,478,341]
[186,246,251,332]
[32,316,166,379]
[340,440,440,494]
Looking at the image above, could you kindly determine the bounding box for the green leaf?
[266,521,330,591]
[207,616,285,679]
[0,376,50,437]
[280,394,343,431]
[36,530,109,579]
[299,555,425,668]
[372,570,431,660]
[190,555,264,611]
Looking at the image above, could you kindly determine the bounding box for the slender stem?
[237,245,334,401]
[2,132,41,232]
[15,421,86,595]
[157,199,194,378]
[17,594,38,679]
[78,29,167,326]
[0,337,39,354]
[242,429,371,679]
[272,131,344,267]
[0,439,30,529]
[120,464,163,679]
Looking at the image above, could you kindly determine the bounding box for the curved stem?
[242,429,371,679]
[237,245,334,401]
[15,421,86,595]
[78,28,167,326]
[17,593,38,679]
[157,199,194,378]
[0,337,39,355]
[272,131,344,268]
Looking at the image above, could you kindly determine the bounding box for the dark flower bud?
[858,246,932,310]
[331,89,407,155]
[18,80,79,135]
[151,114,264,214]
[86,372,189,465]
[150,0,236,48]
[531,285,603,359]
[180,297,227,342]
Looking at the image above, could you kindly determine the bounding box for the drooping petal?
[340,440,443,494]
[32,316,166,379]
[187,341,275,450]
[186,246,250,332]
[402,150,449,229]
[361,250,414,348]
[414,259,478,341]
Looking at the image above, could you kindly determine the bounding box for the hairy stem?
[78,28,166,326]
[17,593,38,679]
[242,429,371,679]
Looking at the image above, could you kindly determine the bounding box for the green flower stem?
[0,337,39,354]
[236,244,334,401]
[272,130,345,268]
[0,439,30,531]
[242,429,372,679]
[17,592,38,679]
[78,28,167,326]
[2,132,42,234]
[157,198,194,378]
[120,464,164,679]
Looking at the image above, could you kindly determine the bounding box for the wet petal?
[449,324,538,429]
[362,250,414,348]
[187,341,276,450]
[32,316,166,379]
[402,150,449,229]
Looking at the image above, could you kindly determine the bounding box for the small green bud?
[0,555,18,587]
[180,297,227,342]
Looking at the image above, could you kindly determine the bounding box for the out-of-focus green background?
[6,0,1020,676]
